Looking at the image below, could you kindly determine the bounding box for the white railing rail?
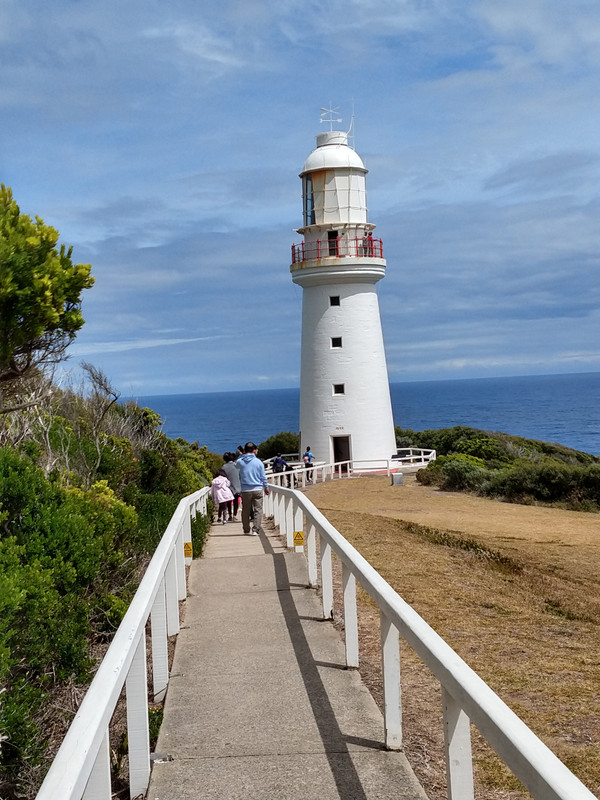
[264,484,596,800]
[393,447,436,464]
[35,486,211,800]
[266,450,436,489]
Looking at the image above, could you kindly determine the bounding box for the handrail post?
[380,611,402,750]
[285,495,294,548]
[82,729,110,800]
[183,509,192,566]
[279,492,286,532]
[320,533,333,619]
[151,578,169,702]
[277,492,285,532]
[342,564,359,668]
[126,635,151,798]
[175,523,186,601]
[165,550,180,636]
[307,522,318,587]
[293,504,304,552]
[442,687,475,800]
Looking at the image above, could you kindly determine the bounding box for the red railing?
[291,237,384,264]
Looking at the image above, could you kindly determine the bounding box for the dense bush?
[258,431,299,460]
[410,426,600,511]
[485,460,600,508]
[191,504,213,558]
[396,425,600,467]
[417,453,490,492]
[0,450,142,790]
[0,389,215,798]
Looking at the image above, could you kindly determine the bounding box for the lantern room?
[298,131,368,233]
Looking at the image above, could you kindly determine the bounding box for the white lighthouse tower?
[291,127,396,468]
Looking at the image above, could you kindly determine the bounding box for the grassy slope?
[304,476,600,800]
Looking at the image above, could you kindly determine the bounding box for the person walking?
[272,453,288,473]
[221,452,242,520]
[211,469,234,525]
[303,445,315,482]
[236,441,270,536]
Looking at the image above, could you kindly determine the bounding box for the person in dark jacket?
[272,453,288,473]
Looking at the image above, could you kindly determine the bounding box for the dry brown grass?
[304,475,600,800]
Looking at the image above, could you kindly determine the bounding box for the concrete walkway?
[147,518,428,800]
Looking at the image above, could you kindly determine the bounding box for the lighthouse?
[291,128,396,468]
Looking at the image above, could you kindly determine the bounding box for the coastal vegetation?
[0,375,214,798]
[257,431,299,460]
[396,425,600,511]
[0,188,214,798]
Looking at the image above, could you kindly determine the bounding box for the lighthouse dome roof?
[300,131,366,175]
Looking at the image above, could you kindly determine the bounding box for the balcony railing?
[291,236,384,264]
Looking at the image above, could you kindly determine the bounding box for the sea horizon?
[136,368,600,401]
[133,370,600,458]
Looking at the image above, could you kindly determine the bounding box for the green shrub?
[487,460,556,502]
[191,506,212,558]
[484,460,599,509]
[96,435,140,491]
[395,425,600,468]
[578,464,600,505]
[0,451,142,787]
[453,434,510,464]
[258,432,299,460]
[417,454,489,492]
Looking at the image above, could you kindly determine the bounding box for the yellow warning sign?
[293,530,304,546]
[183,542,193,558]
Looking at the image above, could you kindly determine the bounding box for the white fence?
[264,483,596,800]
[35,487,210,800]
[393,447,436,465]
[266,449,437,488]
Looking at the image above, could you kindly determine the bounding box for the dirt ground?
[302,475,600,800]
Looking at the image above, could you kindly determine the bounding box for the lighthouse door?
[327,230,339,256]
[332,435,351,474]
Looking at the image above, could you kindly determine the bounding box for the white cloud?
[141,22,243,70]
[2,0,599,396]
[70,336,222,357]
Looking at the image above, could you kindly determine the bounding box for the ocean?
[136,371,600,457]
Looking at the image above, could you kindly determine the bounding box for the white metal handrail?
[264,484,596,800]
[393,447,436,464]
[35,486,210,800]
[265,451,436,489]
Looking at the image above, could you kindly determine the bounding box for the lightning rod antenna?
[346,98,356,149]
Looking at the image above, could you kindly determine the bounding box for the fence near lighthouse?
[265,448,437,488]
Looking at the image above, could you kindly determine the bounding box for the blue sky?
[3,0,600,396]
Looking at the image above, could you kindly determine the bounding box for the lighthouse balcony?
[291,236,384,264]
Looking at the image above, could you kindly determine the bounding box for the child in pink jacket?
[211,469,234,524]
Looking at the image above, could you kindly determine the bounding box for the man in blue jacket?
[235,441,270,536]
